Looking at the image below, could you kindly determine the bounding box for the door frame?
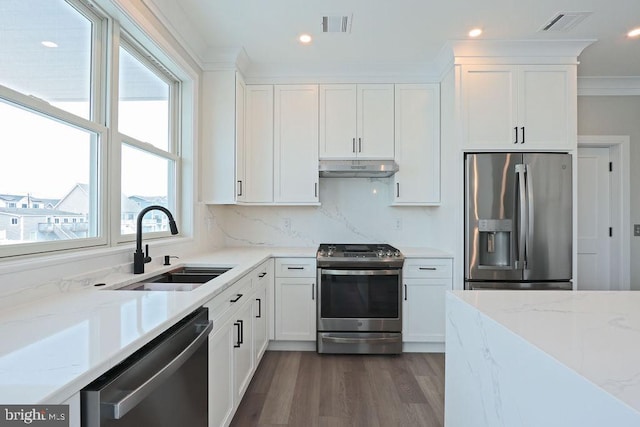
[577,135,630,290]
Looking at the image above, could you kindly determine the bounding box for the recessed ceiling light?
[41,41,58,48]
[628,28,640,38]
[468,28,483,38]
[299,34,312,44]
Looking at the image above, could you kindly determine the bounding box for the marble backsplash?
[206,177,459,250]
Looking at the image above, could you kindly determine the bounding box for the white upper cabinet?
[461,64,576,150]
[243,85,274,203]
[201,70,244,204]
[393,84,440,205]
[319,84,395,159]
[274,85,319,204]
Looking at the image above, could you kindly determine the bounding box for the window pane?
[0,100,99,244]
[0,0,93,119]
[118,46,170,150]
[121,144,174,235]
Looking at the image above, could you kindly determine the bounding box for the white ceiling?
[146,0,640,79]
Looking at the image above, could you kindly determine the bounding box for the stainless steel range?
[316,243,404,354]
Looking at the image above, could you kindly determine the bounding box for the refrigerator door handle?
[525,163,534,269]
[515,164,527,270]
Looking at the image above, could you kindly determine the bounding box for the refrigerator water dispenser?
[478,219,512,268]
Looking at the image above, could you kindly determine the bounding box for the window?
[117,39,179,238]
[0,0,188,258]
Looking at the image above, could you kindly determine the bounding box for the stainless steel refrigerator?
[464,152,573,290]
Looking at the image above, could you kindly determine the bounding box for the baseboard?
[403,342,445,353]
[267,340,316,351]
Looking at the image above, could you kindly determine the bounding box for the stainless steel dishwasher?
[81,307,212,427]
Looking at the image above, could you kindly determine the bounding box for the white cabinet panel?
[319,84,394,159]
[402,258,452,344]
[243,85,274,203]
[274,85,319,204]
[253,284,269,362]
[461,64,575,150]
[275,277,316,341]
[393,84,441,205]
[208,319,234,427]
[233,300,254,402]
[319,85,356,158]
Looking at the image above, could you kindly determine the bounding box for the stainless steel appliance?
[81,308,212,427]
[316,243,404,354]
[464,152,572,290]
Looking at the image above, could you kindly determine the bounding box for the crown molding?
[447,39,596,64]
[577,77,640,96]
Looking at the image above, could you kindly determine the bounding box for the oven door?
[317,268,402,332]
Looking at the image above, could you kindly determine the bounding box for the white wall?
[577,96,640,288]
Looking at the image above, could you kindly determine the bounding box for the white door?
[577,147,611,290]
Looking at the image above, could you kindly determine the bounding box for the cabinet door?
[357,84,395,158]
[233,300,254,403]
[209,320,235,427]
[275,277,316,341]
[393,84,440,205]
[253,284,269,363]
[201,70,241,204]
[461,65,518,148]
[403,278,448,343]
[244,85,274,203]
[235,75,247,202]
[274,84,319,204]
[319,84,357,158]
[518,65,575,149]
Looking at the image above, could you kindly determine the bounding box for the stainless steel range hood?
[318,160,399,178]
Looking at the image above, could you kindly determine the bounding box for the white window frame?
[0,0,192,259]
[112,31,182,244]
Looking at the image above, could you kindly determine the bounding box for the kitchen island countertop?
[446,290,640,426]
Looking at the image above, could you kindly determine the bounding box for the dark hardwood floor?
[230,351,445,427]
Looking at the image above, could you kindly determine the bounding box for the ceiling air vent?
[540,12,591,32]
[322,15,352,33]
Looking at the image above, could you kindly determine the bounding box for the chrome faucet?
[133,205,179,274]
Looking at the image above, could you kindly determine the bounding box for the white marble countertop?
[452,290,640,414]
[0,246,314,405]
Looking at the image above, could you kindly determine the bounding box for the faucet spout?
[133,205,179,274]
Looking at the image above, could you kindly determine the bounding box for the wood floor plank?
[257,351,301,425]
[287,351,322,427]
[231,350,445,427]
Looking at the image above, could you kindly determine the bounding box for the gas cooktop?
[316,243,404,268]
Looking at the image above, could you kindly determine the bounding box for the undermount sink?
[113,266,232,291]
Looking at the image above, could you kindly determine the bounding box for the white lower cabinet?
[402,258,453,345]
[233,300,254,402]
[208,318,235,427]
[206,259,274,427]
[253,284,269,362]
[274,258,317,341]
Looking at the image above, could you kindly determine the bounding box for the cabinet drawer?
[207,274,253,325]
[403,258,452,279]
[275,258,316,277]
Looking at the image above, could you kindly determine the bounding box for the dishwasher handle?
[104,319,213,420]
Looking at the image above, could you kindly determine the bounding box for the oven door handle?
[321,335,400,344]
[320,269,400,276]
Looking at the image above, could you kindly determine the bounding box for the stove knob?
[385,250,393,257]
[318,249,326,257]
[377,250,385,257]
[394,250,401,257]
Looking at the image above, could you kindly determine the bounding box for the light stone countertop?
[0,245,443,405]
[452,290,640,414]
